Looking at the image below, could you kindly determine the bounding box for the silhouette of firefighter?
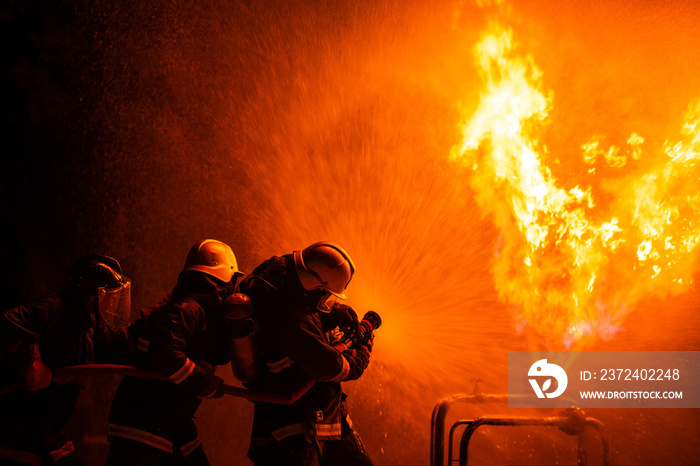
[0,255,131,465]
[106,239,243,466]
[241,242,374,466]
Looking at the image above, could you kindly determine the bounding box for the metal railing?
[431,391,610,466]
[456,411,610,466]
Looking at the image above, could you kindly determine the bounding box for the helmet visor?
[317,292,337,313]
[97,278,132,328]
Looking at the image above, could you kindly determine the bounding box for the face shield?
[301,264,348,313]
[97,278,132,328]
[316,291,337,313]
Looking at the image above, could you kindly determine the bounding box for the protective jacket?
[241,255,364,458]
[107,271,231,462]
[0,288,129,464]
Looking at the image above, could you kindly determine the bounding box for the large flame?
[451,23,700,348]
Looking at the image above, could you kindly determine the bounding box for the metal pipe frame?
[448,420,473,465]
[457,415,611,466]
[431,393,511,466]
[431,393,588,466]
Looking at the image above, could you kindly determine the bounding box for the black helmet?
[70,255,124,291]
[69,255,131,327]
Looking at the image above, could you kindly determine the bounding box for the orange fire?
[451,23,700,348]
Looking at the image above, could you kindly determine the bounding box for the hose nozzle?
[358,310,381,342]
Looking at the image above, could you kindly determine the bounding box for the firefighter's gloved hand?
[23,344,52,391]
[342,344,371,381]
[331,304,362,339]
[365,331,375,350]
[197,374,225,399]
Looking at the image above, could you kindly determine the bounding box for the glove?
[342,344,371,381]
[331,304,362,340]
[364,330,375,350]
[196,374,225,399]
[191,361,225,399]
[23,344,52,391]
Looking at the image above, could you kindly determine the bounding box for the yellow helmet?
[293,242,355,299]
[184,239,243,283]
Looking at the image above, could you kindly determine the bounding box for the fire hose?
[0,310,382,404]
[0,364,316,404]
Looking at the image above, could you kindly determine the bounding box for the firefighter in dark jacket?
[106,239,243,466]
[241,242,374,466]
[0,255,131,466]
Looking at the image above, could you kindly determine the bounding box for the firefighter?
[106,239,243,466]
[0,255,131,465]
[241,242,374,466]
